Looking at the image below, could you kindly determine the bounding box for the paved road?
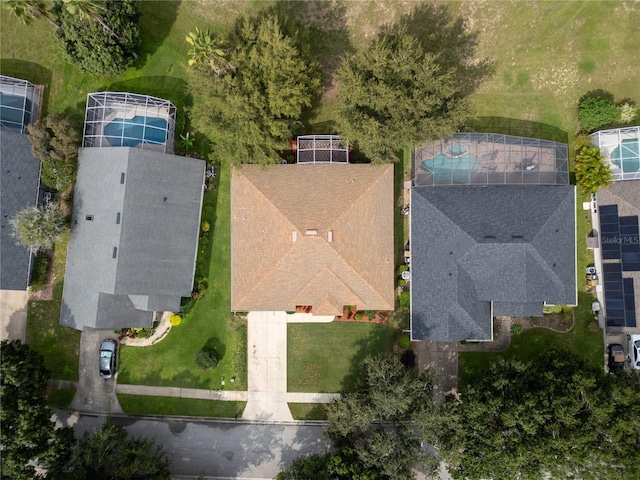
[54,411,331,479]
[69,329,122,413]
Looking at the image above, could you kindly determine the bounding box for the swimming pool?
[103,115,168,148]
[611,138,640,174]
[0,92,32,130]
[421,153,479,183]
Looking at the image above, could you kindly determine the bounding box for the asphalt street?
[54,411,332,479]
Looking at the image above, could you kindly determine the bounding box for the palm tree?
[186,28,233,76]
[61,0,113,35]
[3,0,59,28]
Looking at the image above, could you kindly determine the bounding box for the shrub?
[619,103,637,124]
[575,145,613,195]
[573,132,593,151]
[396,265,409,276]
[199,234,209,246]
[396,332,411,349]
[355,312,364,321]
[399,291,410,308]
[562,306,573,318]
[398,279,407,287]
[578,94,619,133]
[196,347,218,370]
[201,221,210,232]
[10,203,66,251]
[169,314,182,326]
[364,310,377,320]
[29,252,51,291]
[511,323,523,335]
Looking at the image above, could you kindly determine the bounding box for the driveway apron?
[243,311,293,421]
[70,329,123,414]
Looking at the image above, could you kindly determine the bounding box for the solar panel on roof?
[621,243,639,253]
[599,215,619,225]
[620,226,639,236]
[620,216,639,226]
[603,263,622,273]
[599,205,618,215]
[625,312,637,328]
[624,263,640,271]
[601,223,620,234]
[622,253,640,263]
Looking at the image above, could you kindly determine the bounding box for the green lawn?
[288,322,396,393]
[288,403,328,421]
[118,394,245,418]
[26,232,81,381]
[118,163,247,390]
[46,388,76,408]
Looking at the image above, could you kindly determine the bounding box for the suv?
[99,339,118,379]
[627,334,640,370]
[606,343,625,374]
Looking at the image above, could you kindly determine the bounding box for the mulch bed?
[512,312,574,333]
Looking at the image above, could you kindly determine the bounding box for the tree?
[10,202,67,251]
[335,28,471,163]
[186,28,232,76]
[190,14,322,166]
[28,114,81,191]
[432,351,640,480]
[56,422,171,480]
[578,93,619,133]
[2,0,59,28]
[575,144,613,195]
[52,0,141,75]
[0,340,73,479]
[196,347,218,370]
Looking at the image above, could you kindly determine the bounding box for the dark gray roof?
[0,131,40,290]
[410,185,577,342]
[61,148,205,330]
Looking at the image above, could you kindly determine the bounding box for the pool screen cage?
[83,92,176,154]
[0,75,43,134]
[591,126,640,181]
[296,135,349,164]
[412,133,569,187]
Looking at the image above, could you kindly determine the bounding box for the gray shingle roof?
[410,185,576,341]
[61,148,205,330]
[0,131,40,290]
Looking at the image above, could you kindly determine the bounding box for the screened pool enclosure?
[83,92,176,154]
[591,126,640,181]
[413,133,569,186]
[0,75,42,133]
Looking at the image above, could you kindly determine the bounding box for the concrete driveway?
[0,289,28,342]
[69,329,122,414]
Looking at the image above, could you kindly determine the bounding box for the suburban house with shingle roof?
[61,147,205,331]
[231,164,394,316]
[410,134,577,342]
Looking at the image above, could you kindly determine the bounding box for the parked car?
[627,334,640,370]
[607,343,625,374]
[99,339,118,379]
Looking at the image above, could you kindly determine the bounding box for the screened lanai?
[591,126,640,181]
[0,75,42,133]
[296,135,349,163]
[412,133,569,186]
[83,92,176,154]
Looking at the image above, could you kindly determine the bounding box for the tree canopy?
[52,0,141,76]
[0,340,73,479]
[10,202,67,251]
[189,14,322,166]
[28,114,81,191]
[334,28,472,163]
[431,350,640,479]
[278,353,437,480]
[574,144,613,195]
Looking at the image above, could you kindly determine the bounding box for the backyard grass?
[118,394,245,418]
[26,232,81,381]
[288,403,328,421]
[118,163,246,390]
[288,322,396,393]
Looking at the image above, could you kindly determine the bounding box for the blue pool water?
[611,138,640,174]
[421,153,479,183]
[104,115,167,148]
[0,92,33,130]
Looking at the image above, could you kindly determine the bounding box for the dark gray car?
[99,339,117,379]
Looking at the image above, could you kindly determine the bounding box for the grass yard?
[288,322,396,393]
[288,403,328,421]
[117,394,245,418]
[118,163,246,390]
[46,388,76,408]
[26,232,81,381]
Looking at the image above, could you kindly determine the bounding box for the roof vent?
[305,229,318,236]
[512,235,524,240]
[483,235,495,241]
[292,231,297,242]
[328,230,333,242]
[85,215,94,221]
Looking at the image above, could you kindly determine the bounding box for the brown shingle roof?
[231,164,394,314]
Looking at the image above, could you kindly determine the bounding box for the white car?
[628,334,640,370]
